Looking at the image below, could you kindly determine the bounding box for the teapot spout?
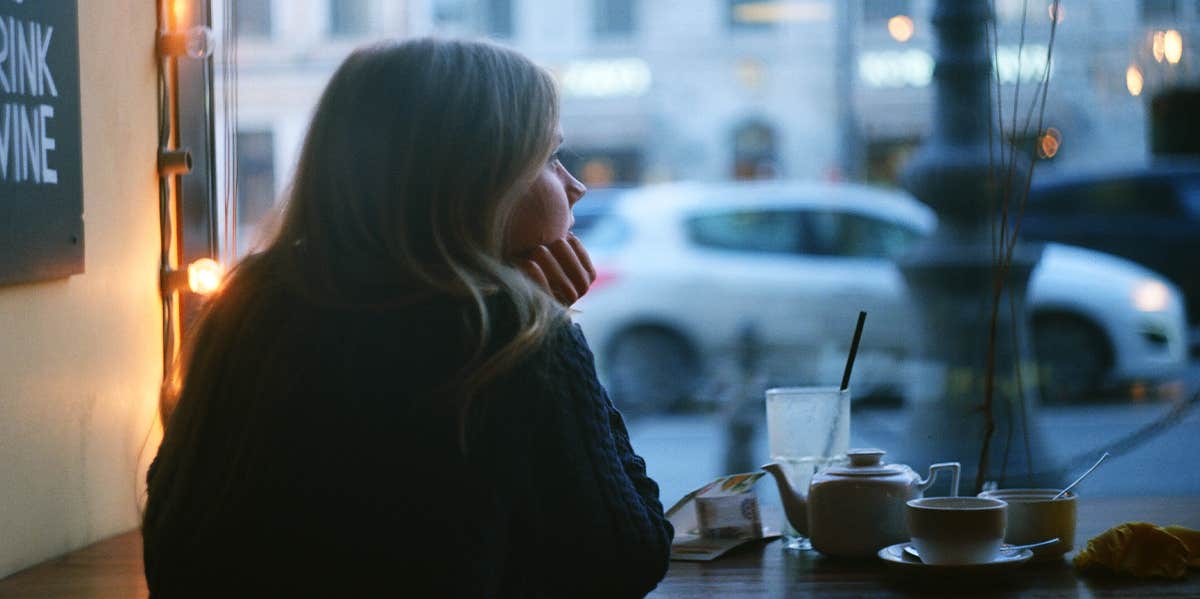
[761,462,808,536]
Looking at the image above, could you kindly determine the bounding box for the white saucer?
[877,542,1033,573]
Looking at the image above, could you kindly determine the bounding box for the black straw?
[840,311,867,391]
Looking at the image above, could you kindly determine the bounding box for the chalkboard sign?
[0,0,84,286]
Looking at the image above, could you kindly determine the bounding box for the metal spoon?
[1053,452,1110,500]
[904,538,1060,561]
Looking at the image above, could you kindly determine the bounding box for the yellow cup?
[978,488,1076,560]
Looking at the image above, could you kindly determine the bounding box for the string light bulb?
[187,258,224,295]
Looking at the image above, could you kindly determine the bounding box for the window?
[732,121,778,180]
[863,0,910,22]
[236,0,272,38]
[330,0,371,37]
[728,0,775,30]
[803,210,922,259]
[484,0,514,37]
[594,0,636,37]
[1142,0,1180,21]
[235,130,276,235]
[220,0,1199,506]
[866,138,919,187]
[686,210,803,254]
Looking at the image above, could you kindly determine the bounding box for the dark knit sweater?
[142,289,673,598]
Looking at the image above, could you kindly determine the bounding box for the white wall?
[0,0,162,578]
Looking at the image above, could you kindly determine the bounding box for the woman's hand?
[518,233,597,306]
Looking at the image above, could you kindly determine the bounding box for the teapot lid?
[824,448,909,477]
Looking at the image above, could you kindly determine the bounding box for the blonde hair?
[159,38,566,448]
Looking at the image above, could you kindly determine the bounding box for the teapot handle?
[921,462,961,497]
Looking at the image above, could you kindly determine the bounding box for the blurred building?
[228,0,1182,240]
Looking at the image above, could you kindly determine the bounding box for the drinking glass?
[765,386,851,551]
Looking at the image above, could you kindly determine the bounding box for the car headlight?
[1132,279,1172,312]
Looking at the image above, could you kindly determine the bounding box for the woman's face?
[505,131,587,257]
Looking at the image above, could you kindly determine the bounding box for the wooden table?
[652,496,1200,597]
[1,497,1196,598]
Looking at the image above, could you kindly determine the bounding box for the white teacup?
[906,497,1008,565]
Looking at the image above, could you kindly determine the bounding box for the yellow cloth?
[1163,525,1200,568]
[1073,522,1200,579]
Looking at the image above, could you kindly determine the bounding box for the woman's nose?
[564,168,587,205]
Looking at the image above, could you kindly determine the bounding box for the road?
[627,362,1200,511]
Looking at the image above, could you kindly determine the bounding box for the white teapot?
[762,449,960,558]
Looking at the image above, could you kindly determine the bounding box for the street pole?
[896,0,1058,491]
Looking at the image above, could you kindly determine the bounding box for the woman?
[142,38,673,597]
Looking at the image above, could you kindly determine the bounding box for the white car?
[571,181,1188,412]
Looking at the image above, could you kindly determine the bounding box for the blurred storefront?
[229,1,1181,224]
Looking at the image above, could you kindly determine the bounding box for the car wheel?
[605,327,700,415]
[1032,314,1112,404]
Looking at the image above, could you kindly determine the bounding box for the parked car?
[571,181,1188,412]
[1023,163,1200,348]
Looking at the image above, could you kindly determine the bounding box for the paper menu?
[667,472,780,561]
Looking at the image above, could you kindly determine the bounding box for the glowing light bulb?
[1126,65,1144,96]
[187,258,224,295]
[888,15,915,43]
[1153,31,1166,63]
[1164,29,1183,65]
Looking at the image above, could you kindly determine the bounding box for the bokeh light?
[1164,29,1183,65]
[188,258,224,295]
[1126,64,1144,96]
[1037,127,1062,159]
[888,15,915,43]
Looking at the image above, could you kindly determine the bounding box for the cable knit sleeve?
[483,321,673,598]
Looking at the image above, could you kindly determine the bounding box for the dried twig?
[976,0,1061,493]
